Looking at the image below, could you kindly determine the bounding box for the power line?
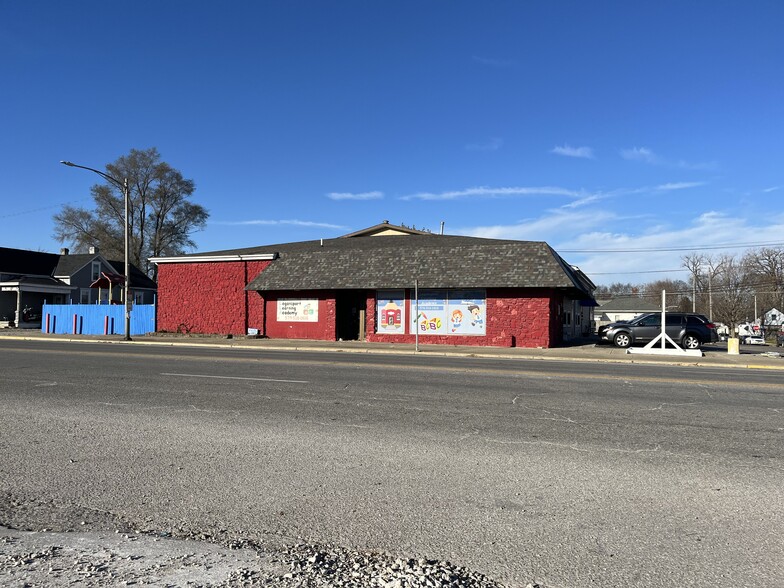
[590,269,687,275]
[0,198,91,219]
[560,241,784,253]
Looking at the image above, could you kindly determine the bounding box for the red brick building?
[151,223,595,348]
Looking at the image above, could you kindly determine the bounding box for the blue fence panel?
[41,303,156,336]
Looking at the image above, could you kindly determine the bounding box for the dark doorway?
[336,290,366,341]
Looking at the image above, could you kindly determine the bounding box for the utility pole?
[61,161,132,340]
[692,271,697,313]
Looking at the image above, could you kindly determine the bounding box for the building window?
[134,291,144,305]
[408,289,486,336]
[80,288,91,304]
[91,261,101,282]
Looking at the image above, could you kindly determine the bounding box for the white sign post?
[626,290,703,357]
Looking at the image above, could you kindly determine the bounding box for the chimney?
[60,247,69,255]
[88,246,99,254]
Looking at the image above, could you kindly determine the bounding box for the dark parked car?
[598,312,719,349]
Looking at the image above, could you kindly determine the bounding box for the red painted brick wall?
[156,260,271,335]
[365,288,560,348]
[262,291,336,340]
[158,260,565,347]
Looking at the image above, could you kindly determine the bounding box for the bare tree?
[681,253,705,312]
[641,279,691,311]
[593,282,639,300]
[54,148,208,278]
[711,254,754,331]
[743,247,784,305]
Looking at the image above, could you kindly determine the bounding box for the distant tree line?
[594,247,784,331]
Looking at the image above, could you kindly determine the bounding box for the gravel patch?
[0,527,528,587]
[1,492,532,587]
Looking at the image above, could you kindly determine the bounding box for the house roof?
[54,253,157,290]
[0,247,60,276]
[598,297,660,312]
[53,254,95,277]
[1,247,156,289]
[0,275,73,290]
[108,259,157,290]
[230,234,594,296]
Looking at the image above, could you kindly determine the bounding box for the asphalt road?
[1,340,782,587]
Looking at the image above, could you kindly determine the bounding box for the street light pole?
[60,160,132,340]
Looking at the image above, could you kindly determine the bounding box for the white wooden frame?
[626,290,703,357]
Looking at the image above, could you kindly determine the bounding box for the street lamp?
[60,160,132,341]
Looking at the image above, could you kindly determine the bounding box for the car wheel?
[613,332,631,348]
[681,334,701,349]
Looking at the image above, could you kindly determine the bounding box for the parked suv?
[598,313,718,349]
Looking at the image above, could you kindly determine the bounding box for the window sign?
[411,289,448,335]
[446,290,486,335]
[376,290,406,335]
[277,298,319,322]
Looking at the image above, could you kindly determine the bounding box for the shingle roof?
[235,235,592,295]
[53,254,93,277]
[0,247,60,276]
[54,253,157,289]
[0,247,156,289]
[598,297,660,312]
[105,259,157,290]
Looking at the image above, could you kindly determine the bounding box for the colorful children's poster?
[376,290,406,334]
[446,290,486,335]
[277,298,319,322]
[411,290,448,335]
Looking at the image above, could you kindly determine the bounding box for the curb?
[2,333,784,371]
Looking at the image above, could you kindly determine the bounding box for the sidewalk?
[1,328,783,370]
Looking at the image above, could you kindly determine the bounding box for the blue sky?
[2,1,782,285]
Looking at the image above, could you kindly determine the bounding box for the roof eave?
[150,253,278,264]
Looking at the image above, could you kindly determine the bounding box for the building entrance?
[336,291,366,341]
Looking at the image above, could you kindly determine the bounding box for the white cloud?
[465,137,504,151]
[620,146,660,164]
[401,186,584,201]
[551,145,595,159]
[763,186,780,193]
[452,208,784,286]
[455,209,617,241]
[621,146,716,170]
[326,191,384,201]
[552,212,784,284]
[654,181,707,191]
[214,219,347,229]
[559,194,604,209]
